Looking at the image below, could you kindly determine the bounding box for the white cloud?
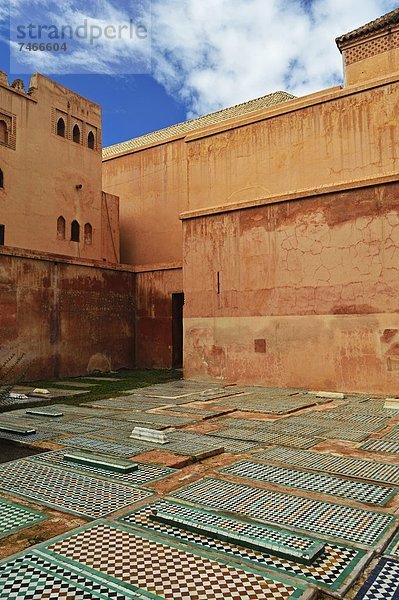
[151,0,399,116]
[2,0,399,117]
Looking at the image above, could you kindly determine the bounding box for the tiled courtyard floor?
[0,376,398,598]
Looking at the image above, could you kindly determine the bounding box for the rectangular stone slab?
[63,451,138,474]
[26,410,64,418]
[150,508,325,564]
[0,423,36,435]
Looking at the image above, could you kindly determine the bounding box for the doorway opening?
[172,292,184,369]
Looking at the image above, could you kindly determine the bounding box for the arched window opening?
[84,223,92,244]
[57,117,66,137]
[87,131,95,150]
[0,120,8,145]
[0,168,3,189]
[57,216,65,240]
[71,220,80,242]
[72,124,81,144]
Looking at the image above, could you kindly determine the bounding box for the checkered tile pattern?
[215,396,320,414]
[0,498,45,539]
[287,414,388,433]
[355,557,399,599]
[221,460,396,505]
[47,522,303,598]
[210,428,318,449]
[0,561,97,599]
[171,478,394,546]
[257,447,399,485]
[168,431,261,453]
[0,552,144,599]
[120,500,364,591]
[89,398,162,410]
[0,460,152,518]
[362,439,399,455]
[29,450,175,486]
[55,436,142,457]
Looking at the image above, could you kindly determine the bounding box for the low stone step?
[63,451,138,473]
[150,507,325,564]
[26,410,64,418]
[130,427,169,444]
[0,423,36,435]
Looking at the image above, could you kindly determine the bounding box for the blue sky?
[0,0,397,148]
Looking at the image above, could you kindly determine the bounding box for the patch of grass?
[0,369,182,412]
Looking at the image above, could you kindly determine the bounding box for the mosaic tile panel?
[0,430,58,443]
[126,413,196,426]
[316,429,370,442]
[45,521,306,598]
[0,460,152,518]
[384,428,399,441]
[0,497,46,539]
[119,500,368,591]
[124,394,197,405]
[70,418,135,430]
[287,415,387,433]
[169,431,261,454]
[386,531,399,558]
[171,478,395,546]
[89,398,162,411]
[354,557,399,599]
[361,439,399,454]
[257,447,399,485]
[29,450,175,486]
[220,460,396,506]
[210,428,318,449]
[54,436,143,457]
[0,552,143,599]
[216,398,319,414]
[161,406,223,416]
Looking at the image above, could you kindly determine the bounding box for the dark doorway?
[172,292,184,369]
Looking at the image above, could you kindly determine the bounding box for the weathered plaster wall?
[183,183,399,394]
[135,267,183,368]
[0,249,134,380]
[185,81,399,212]
[102,140,186,267]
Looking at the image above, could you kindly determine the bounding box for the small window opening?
[84,223,92,244]
[0,225,4,245]
[71,220,80,242]
[57,117,66,137]
[0,168,3,189]
[0,120,8,145]
[87,131,95,150]
[57,216,66,240]
[217,271,221,294]
[72,124,81,144]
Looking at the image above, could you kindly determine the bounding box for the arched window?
[57,216,65,240]
[57,117,66,137]
[0,168,3,189]
[71,220,80,242]
[72,124,81,144]
[87,131,95,150]
[0,120,8,145]
[84,223,92,244]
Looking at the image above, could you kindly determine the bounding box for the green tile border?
[220,459,398,507]
[27,453,176,488]
[170,476,397,547]
[0,496,47,540]
[0,550,152,600]
[39,518,309,598]
[116,498,370,592]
